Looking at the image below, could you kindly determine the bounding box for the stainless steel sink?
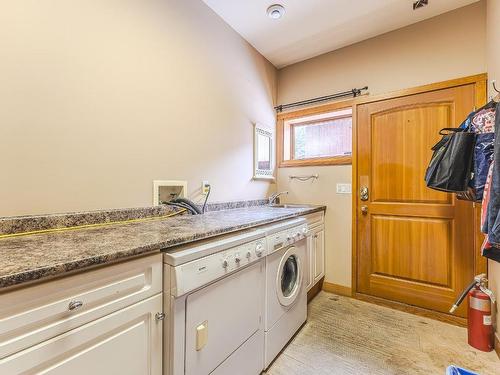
[269,204,312,209]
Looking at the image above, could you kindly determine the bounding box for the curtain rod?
[274,86,368,113]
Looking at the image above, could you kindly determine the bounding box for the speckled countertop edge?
[0,205,325,291]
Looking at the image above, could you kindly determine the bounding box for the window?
[279,107,352,167]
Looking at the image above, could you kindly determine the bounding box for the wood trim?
[355,293,467,327]
[322,281,353,297]
[351,101,359,295]
[276,102,353,168]
[307,277,324,303]
[276,74,487,120]
[279,155,352,168]
[350,73,488,320]
[290,114,353,127]
[353,73,487,106]
[277,99,355,120]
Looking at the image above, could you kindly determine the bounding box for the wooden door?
[356,85,476,317]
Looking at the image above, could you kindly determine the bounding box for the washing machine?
[263,218,308,368]
[163,229,267,375]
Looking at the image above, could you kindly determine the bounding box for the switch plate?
[336,183,352,194]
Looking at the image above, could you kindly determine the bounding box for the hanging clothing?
[457,103,496,202]
[474,133,495,199]
[482,102,500,262]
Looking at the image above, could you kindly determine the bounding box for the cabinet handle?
[68,300,83,311]
[155,312,166,321]
[314,234,318,238]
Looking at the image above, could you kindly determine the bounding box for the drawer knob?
[68,300,83,311]
[155,312,166,321]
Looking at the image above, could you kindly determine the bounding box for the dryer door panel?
[185,261,264,375]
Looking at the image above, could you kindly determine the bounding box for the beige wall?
[486,0,500,347]
[0,0,277,217]
[277,166,352,286]
[277,2,487,288]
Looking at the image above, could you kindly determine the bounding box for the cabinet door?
[313,227,325,282]
[1,294,163,375]
[1,254,162,360]
[305,234,314,291]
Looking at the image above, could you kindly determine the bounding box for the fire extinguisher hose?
[450,279,477,313]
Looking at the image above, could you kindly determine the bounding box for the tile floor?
[265,292,499,375]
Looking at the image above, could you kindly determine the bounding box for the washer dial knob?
[235,254,241,264]
[255,243,263,257]
[246,251,252,259]
[222,259,229,269]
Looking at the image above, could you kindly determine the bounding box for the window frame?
[277,100,354,168]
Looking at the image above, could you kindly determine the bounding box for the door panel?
[314,228,325,281]
[185,261,263,375]
[357,85,476,317]
[371,104,452,204]
[372,216,451,286]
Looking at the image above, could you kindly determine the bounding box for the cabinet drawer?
[304,212,324,228]
[0,294,163,375]
[0,254,162,359]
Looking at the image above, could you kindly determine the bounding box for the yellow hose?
[0,208,187,239]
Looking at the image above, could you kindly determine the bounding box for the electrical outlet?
[202,181,210,195]
[336,183,352,194]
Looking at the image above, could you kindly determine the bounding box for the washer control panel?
[172,237,266,297]
[220,239,265,270]
[268,223,308,252]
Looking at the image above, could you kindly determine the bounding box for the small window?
[280,108,352,167]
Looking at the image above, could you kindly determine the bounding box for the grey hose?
[170,198,202,214]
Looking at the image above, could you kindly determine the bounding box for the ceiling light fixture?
[267,4,285,20]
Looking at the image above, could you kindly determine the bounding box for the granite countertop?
[0,205,325,291]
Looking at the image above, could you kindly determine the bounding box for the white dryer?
[263,218,308,368]
[163,230,267,375]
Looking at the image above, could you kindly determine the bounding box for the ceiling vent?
[413,0,429,10]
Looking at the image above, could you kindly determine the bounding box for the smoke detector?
[413,0,429,10]
[267,4,285,20]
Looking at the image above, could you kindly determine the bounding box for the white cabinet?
[304,211,325,292]
[305,235,314,291]
[313,226,325,283]
[0,254,163,375]
[0,294,163,375]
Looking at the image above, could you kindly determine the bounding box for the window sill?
[278,156,352,168]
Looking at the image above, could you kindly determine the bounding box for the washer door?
[276,246,302,307]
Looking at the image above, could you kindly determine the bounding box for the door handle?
[361,205,368,215]
[196,320,208,351]
[360,186,369,201]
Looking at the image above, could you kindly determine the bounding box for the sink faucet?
[269,191,289,205]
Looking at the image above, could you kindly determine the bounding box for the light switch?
[336,183,352,194]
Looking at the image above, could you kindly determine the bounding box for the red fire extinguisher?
[450,274,496,352]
